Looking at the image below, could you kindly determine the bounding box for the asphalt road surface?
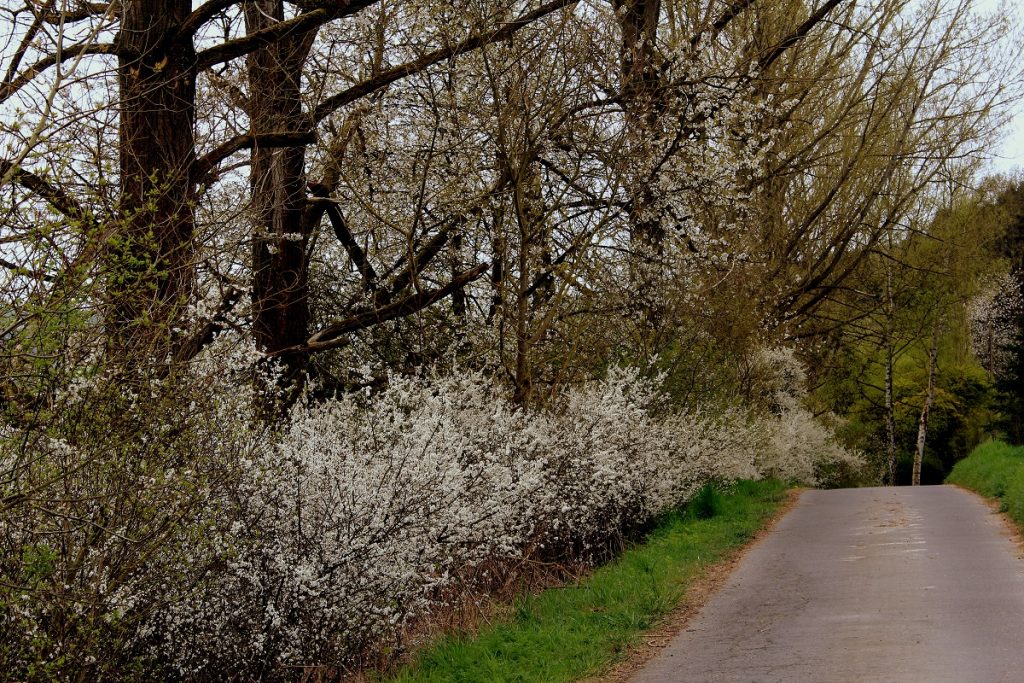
[632,486,1024,683]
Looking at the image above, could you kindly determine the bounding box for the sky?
[976,0,1024,174]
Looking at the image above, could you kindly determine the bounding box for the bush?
[1003,467,1024,528]
[0,359,265,681]
[2,361,863,679]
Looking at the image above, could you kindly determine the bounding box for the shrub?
[2,360,863,679]
[0,359,265,681]
[1003,467,1024,528]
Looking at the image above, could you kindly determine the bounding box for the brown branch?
[195,1,381,70]
[313,0,577,122]
[309,192,378,291]
[0,41,118,105]
[40,2,116,23]
[272,262,489,356]
[0,256,55,282]
[759,0,849,73]
[383,229,453,304]
[3,10,45,89]
[178,0,240,40]
[700,0,757,46]
[173,285,244,363]
[0,158,95,226]
[192,131,316,185]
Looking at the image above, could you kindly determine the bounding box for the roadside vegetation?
[3,0,1024,679]
[947,441,1024,529]
[383,481,786,683]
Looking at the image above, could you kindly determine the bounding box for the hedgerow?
[1,352,861,680]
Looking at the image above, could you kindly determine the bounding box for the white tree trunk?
[885,266,898,485]
[912,319,941,486]
[885,342,898,485]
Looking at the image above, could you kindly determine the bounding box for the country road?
[632,486,1024,683]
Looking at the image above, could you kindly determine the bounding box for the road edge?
[583,486,805,683]
[947,482,1024,558]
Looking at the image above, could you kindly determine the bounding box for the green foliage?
[0,369,259,682]
[18,544,57,587]
[381,480,786,683]
[823,328,994,484]
[946,440,1024,531]
[946,440,1024,500]
[687,482,723,520]
[1002,467,1024,529]
[807,179,1020,484]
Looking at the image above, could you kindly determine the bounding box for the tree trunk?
[112,0,197,364]
[912,318,941,486]
[614,0,662,114]
[246,1,315,406]
[615,0,665,249]
[884,266,897,485]
[885,341,898,484]
[512,162,542,406]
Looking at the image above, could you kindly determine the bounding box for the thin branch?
[0,159,95,226]
[173,285,244,363]
[690,0,756,48]
[383,229,452,304]
[0,41,118,105]
[40,2,117,23]
[178,0,240,40]
[313,0,577,122]
[0,256,55,282]
[2,9,45,89]
[759,0,849,73]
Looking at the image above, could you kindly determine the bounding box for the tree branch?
[192,131,316,185]
[195,1,381,70]
[383,229,452,304]
[3,10,45,89]
[173,285,244,363]
[313,0,577,122]
[271,262,489,356]
[690,0,756,48]
[759,0,849,73]
[308,190,378,291]
[40,2,117,23]
[0,159,95,226]
[0,256,55,282]
[178,0,241,40]
[0,41,118,105]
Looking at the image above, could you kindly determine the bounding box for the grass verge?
[947,440,1024,529]
[379,479,787,683]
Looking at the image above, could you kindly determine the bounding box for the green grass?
[947,440,1024,528]
[380,479,787,683]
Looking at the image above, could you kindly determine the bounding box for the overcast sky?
[975,0,1024,174]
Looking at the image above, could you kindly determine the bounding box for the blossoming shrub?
[759,401,865,487]
[2,357,863,679]
[148,373,545,675]
[750,346,866,487]
[0,367,266,681]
